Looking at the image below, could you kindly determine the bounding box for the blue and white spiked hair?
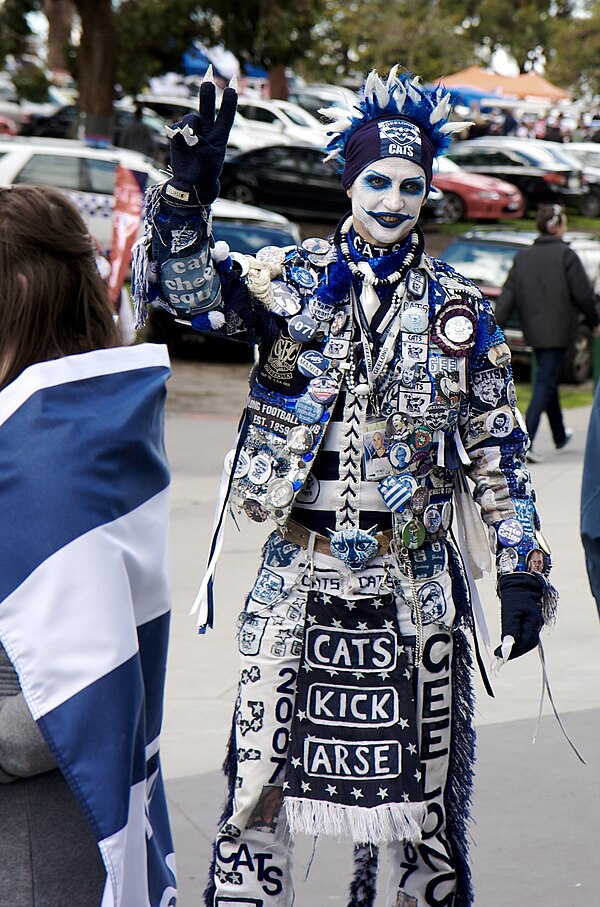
[320,66,466,188]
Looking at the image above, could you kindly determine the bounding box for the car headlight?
[476,191,501,200]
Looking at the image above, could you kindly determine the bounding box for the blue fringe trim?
[203,711,238,907]
[314,256,353,308]
[347,844,379,907]
[447,543,474,632]
[446,629,476,907]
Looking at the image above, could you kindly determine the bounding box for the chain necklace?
[338,216,419,287]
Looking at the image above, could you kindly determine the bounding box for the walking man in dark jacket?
[496,204,600,462]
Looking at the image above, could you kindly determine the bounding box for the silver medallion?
[441,501,453,530]
[267,478,295,508]
[423,504,442,534]
[256,245,287,266]
[410,485,430,515]
[444,315,474,344]
[401,306,429,334]
[286,425,314,454]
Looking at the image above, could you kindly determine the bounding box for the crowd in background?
[463,104,600,143]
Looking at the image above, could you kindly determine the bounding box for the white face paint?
[347,157,427,247]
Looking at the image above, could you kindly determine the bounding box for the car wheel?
[225,181,257,206]
[580,191,600,219]
[561,325,592,384]
[443,192,466,224]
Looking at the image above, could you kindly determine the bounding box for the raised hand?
[164,66,238,206]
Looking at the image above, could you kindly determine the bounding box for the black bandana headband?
[341,116,435,192]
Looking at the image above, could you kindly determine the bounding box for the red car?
[432,156,525,223]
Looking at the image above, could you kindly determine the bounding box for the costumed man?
[133,67,556,907]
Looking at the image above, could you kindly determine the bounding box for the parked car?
[447,136,589,214]
[432,155,524,223]
[288,83,357,122]
[19,103,78,138]
[0,78,74,129]
[137,93,295,154]
[220,143,446,223]
[564,143,600,171]
[20,102,171,167]
[145,200,302,356]
[0,138,163,254]
[537,141,600,218]
[442,227,600,382]
[235,98,324,146]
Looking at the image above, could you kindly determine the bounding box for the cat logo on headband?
[378,120,421,159]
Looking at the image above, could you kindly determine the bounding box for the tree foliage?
[302,0,474,84]
[0,0,42,63]
[197,0,323,68]
[458,0,581,73]
[300,0,597,94]
[197,0,325,97]
[0,0,597,114]
[545,4,600,96]
[114,0,203,96]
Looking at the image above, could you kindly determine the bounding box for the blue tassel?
[447,543,473,631]
[347,844,379,907]
[314,257,353,307]
[445,629,476,907]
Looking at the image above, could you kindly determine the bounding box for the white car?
[288,83,358,122]
[0,138,163,254]
[235,98,324,146]
[136,93,295,153]
[562,142,600,170]
[0,137,299,256]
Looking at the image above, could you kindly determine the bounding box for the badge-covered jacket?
[135,197,547,614]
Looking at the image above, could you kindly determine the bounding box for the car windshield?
[278,105,319,128]
[566,148,600,171]
[434,156,461,174]
[540,144,580,167]
[213,221,298,255]
[443,240,520,289]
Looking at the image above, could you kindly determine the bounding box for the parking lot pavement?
[161,363,600,905]
[167,708,599,906]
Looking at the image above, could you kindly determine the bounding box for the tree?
[0,0,40,63]
[546,4,600,96]
[114,0,204,97]
[43,0,74,72]
[303,0,474,84]
[71,0,115,137]
[197,0,325,99]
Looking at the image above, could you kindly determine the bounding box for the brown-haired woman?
[0,185,176,905]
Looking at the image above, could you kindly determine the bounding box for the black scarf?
[284,590,426,844]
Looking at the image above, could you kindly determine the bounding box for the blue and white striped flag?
[0,344,176,906]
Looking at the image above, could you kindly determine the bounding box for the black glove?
[164,79,237,206]
[495,571,545,660]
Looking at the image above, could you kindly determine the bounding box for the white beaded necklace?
[338,215,419,287]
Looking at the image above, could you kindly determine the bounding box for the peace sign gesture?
[164,67,238,206]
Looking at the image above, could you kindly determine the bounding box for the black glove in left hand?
[165,79,237,206]
[495,571,545,660]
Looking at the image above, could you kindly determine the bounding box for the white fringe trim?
[284,796,426,845]
[131,236,149,329]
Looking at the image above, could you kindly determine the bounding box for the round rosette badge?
[432,299,478,356]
